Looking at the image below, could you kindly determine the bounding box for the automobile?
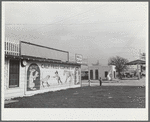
[122,72,135,78]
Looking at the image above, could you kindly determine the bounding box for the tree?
[108,56,129,79]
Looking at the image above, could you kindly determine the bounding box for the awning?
[126,59,145,65]
[5,55,81,66]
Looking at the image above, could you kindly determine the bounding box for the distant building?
[125,59,146,78]
[81,70,88,80]
[88,65,116,80]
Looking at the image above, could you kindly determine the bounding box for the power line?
[5,3,147,44]
[5,4,110,42]
[5,4,109,31]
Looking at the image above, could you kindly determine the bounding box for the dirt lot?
[5,85,145,108]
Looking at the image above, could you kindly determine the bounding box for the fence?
[5,38,20,56]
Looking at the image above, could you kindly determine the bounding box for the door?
[90,70,93,79]
[105,71,108,78]
[95,70,98,80]
[9,60,19,88]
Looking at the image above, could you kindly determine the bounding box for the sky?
[4,2,148,66]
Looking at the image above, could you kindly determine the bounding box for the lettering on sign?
[41,63,74,70]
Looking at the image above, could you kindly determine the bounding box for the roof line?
[20,41,69,53]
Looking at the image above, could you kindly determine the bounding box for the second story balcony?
[5,38,20,56]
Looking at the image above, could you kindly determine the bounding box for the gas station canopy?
[126,59,145,65]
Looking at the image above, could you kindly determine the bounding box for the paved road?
[82,77,145,87]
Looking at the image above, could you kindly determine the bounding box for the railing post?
[19,41,21,56]
[8,40,10,55]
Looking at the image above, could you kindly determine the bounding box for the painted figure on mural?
[40,75,50,87]
[75,67,80,85]
[27,63,40,91]
[53,71,63,85]
[28,67,39,90]
[63,70,73,83]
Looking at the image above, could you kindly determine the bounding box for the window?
[90,70,93,80]
[95,70,98,79]
[114,71,116,78]
[105,71,108,78]
[9,60,19,88]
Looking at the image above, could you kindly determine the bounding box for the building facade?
[4,40,81,99]
[88,65,116,80]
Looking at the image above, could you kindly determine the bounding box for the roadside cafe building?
[126,59,146,79]
[88,65,116,81]
[4,40,81,99]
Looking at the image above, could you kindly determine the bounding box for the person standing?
[88,79,91,86]
[99,77,102,86]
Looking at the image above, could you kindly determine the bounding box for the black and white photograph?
[2,1,148,121]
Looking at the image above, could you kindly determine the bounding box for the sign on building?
[75,54,83,64]
[21,41,69,62]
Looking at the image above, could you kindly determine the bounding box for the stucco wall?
[4,59,9,90]
[98,66,111,79]
[88,65,116,80]
[24,61,81,96]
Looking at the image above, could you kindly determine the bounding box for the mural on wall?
[63,70,74,83]
[27,63,40,91]
[40,63,79,88]
[40,75,50,87]
[26,62,80,92]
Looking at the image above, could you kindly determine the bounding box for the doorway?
[114,71,116,78]
[105,71,108,78]
[95,70,98,80]
[9,60,19,88]
[90,70,93,80]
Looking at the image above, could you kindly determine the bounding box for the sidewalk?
[82,77,145,86]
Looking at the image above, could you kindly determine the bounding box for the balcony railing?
[5,38,20,56]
